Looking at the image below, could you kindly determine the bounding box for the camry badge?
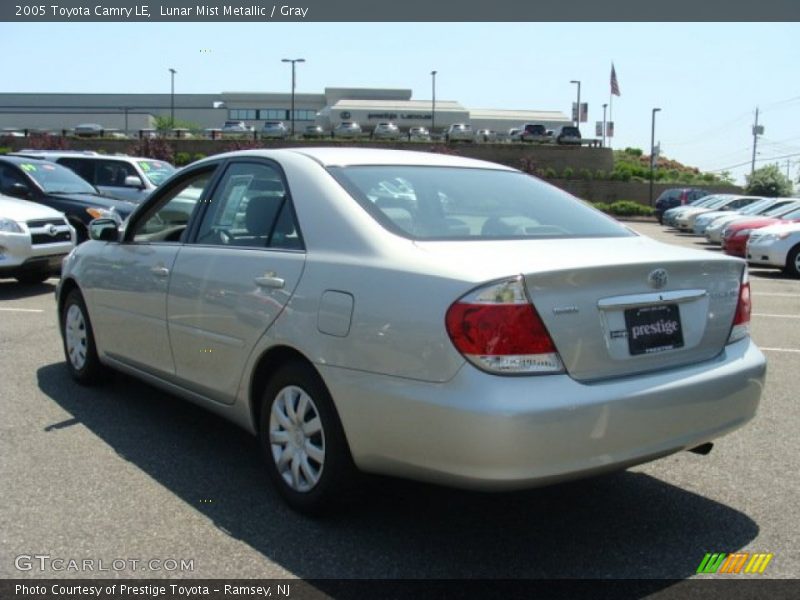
[648,268,668,289]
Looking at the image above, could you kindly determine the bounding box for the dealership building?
[0,88,570,135]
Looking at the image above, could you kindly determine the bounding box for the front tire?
[785,245,800,278]
[60,289,105,384]
[259,361,358,514]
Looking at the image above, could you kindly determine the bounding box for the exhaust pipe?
[689,442,714,456]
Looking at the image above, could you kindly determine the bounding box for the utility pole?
[751,107,761,178]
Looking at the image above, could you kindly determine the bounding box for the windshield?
[20,161,96,194]
[738,199,771,215]
[765,203,800,217]
[330,166,634,241]
[780,208,800,220]
[138,160,176,186]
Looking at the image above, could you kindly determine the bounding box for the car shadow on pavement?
[36,363,759,582]
[0,279,56,300]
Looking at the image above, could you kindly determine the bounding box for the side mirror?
[89,218,120,242]
[7,182,31,199]
[124,175,144,188]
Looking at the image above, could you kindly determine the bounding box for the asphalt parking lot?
[0,220,798,582]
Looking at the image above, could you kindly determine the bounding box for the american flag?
[610,63,621,97]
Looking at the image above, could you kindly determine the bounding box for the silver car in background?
[56,148,765,514]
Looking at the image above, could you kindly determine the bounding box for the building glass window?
[259,109,288,120]
[228,109,257,120]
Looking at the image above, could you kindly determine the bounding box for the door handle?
[254,273,285,289]
[150,266,170,278]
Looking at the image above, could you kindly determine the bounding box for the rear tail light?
[728,268,751,344]
[445,276,564,375]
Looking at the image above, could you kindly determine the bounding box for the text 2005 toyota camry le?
[56,148,766,513]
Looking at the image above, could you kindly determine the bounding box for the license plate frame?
[624,304,684,356]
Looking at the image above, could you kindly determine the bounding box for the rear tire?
[259,361,358,515]
[60,289,106,384]
[785,245,800,278]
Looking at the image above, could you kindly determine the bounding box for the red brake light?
[728,275,751,344]
[445,277,563,374]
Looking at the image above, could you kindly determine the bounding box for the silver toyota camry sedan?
[56,148,766,513]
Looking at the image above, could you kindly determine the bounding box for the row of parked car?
[0,150,177,283]
[222,120,585,144]
[656,188,800,278]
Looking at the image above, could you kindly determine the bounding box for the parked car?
[261,121,289,140]
[332,122,362,139]
[747,222,800,277]
[73,123,104,137]
[221,120,254,134]
[677,195,761,232]
[722,204,800,257]
[0,156,135,242]
[372,122,401,140]
[663,194,725,228]
[555,126,582,145]
[302,125,325,139]
[520,123,552,143]
[0,193,75,284]
[407,126,431,141]
[672,195,737,231]
[654,188,710,224]
[56,148,765,514]
[507,128,523,141]
[445,123,473,142]
[706,198,800,243]
[11,150,176,204]
[475,129,496,143]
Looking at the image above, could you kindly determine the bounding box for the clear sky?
[3,21,799,185]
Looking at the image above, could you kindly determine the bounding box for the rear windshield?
[330,166,633,240]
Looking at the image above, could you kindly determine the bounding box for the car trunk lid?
[416,237,745,381]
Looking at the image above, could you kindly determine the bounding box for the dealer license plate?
[624,304,684,356]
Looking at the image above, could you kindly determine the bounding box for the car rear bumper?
[321,338,765,490]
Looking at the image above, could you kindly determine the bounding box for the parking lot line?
[760,347,800,354]
[752,313,800,319]
[752,293,800,298]
[0,307,44,313]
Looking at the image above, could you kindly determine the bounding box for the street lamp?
[168,68,177,131]
[602,103,608,147]
[431,70,437,134]
[282,58,305,137]
[570,80,581,127]
[650,107,662,206]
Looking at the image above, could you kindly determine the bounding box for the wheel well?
[249,345,314,430]
[57,277,80,318]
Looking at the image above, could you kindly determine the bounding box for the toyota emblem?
[48,224,58,236]
[648,268,668,289]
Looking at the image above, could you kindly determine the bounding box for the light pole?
[570,80,581,127]
[168,68,176,131]
[431,70,437,135]
[602,103,608,147]
[282,58,305,138]
[650,107,661,206]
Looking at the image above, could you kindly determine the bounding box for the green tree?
[745,164,794,197]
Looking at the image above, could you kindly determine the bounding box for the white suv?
[445,123,473,142]
[0,193,75,283]
[11,151,176,204]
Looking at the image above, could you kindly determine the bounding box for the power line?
[708,151,800,173]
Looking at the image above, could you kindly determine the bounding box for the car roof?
[209,147,517,171]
